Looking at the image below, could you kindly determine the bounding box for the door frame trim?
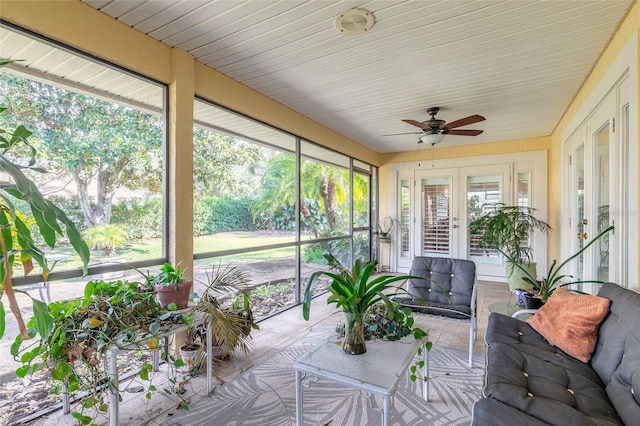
[388,150,548,277]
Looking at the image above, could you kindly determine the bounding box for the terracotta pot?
[155,279,193,309]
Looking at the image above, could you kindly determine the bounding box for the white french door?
[397,165,511,277]
[566,92,616,290]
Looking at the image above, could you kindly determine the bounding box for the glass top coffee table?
[294,336,428,426]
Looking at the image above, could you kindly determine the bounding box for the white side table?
[294,336,428,426]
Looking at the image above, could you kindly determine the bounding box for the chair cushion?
[527,288,610,362]
[394,296,470,320]
[407,256,475,307]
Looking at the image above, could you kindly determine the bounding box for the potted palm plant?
[151,262,193,309]
[468,204,551,291]
[193,264,258,359]
[303,253,427,355]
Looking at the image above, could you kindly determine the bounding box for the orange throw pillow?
[527,288,610,362]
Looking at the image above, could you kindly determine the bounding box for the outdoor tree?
[0,60,90,340]
[192,128,262,197]
[0,73,163,228]
[251,153,352,237]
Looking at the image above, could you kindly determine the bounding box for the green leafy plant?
[505,225,614,302]
[151,262,187,290]
[303,253,428,341]
[469,204,551,291]
[12,279,194,424]
[0,60,90,341]
[468,204,551,264]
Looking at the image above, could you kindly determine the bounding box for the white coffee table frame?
[294,336,428,426]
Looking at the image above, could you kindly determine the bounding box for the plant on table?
[303,253,428,356]
[468,204,551,291]
[507,225,615,304]
[0,58,90,343]
[13,279,196,425]
[151,261,195,309]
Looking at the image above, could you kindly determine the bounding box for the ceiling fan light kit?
[334,8,375,34]
[419,133,445,145]
[382,106,486,147]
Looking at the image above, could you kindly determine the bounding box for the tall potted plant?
[303,253,427,355]
[507,225,614,306]
[468,204,551,291]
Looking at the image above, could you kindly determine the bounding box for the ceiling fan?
[383,107,485,143]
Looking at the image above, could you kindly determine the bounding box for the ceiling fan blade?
[381,131,423,136]
[447,129,484,136]
[402,119,432,130]
[443,114,486,129]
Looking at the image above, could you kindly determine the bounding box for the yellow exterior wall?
[550,1,639,266]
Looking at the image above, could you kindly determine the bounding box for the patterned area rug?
[169,327,484,426]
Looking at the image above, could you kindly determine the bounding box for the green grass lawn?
[32,232,296,272]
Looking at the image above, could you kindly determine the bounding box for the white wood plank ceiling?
[12,1,640,153]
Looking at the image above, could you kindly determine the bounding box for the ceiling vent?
[333,8,375,34]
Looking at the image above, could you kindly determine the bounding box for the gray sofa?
[473,282,640,426]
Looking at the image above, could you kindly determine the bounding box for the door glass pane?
[517,172,531,207]
[575,145,585,280]
[400,179,410,257]
[353,171,370,229]
[421,178,451,256]
[467,175,502,260]
[595,126,610,281]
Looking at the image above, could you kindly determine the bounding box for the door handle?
[452,224,458,229]
[577,232,588,240]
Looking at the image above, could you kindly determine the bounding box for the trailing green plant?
[505,225,614,302]
[0,59,90,341]
[12,279,195,424]
[468,204,551,264]
[336,301,420,342]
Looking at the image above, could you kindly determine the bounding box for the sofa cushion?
[527,288,610,362]
[606,316,640,425]
[592,283,640,384]
[483,341,622,426]
[473,398,551,426]
[484,313,601,380]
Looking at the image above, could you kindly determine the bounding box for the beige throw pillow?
[527,287,610,362]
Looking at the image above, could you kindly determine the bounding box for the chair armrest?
[511,309,538,319]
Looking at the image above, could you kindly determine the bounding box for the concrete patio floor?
[10,279,511,425]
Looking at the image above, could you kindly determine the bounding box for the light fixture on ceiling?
[419,133,445,145]
[333,8,375,34]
